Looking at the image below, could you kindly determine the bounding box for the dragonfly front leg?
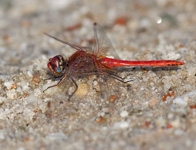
[67,77,78,101]
[43,72,69,92]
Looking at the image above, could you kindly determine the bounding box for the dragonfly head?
[47,55,67,76]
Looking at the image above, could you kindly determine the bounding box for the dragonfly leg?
[122,73,132,80]
[43,72,68,92]
[43,79,62,92]
[68,77,78,101]
[43,76,62,81]
[110,73,133,83]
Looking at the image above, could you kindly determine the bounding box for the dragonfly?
[44,23,184,101]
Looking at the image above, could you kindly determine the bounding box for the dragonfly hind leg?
[110,73,133,83]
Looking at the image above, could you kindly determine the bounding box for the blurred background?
[0,0,194,73]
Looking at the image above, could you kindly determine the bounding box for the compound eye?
[55,65,62,73]
[48,55,65,75]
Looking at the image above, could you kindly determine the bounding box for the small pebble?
[32,73,41,84]
[173,98,188,107]
[171,119,180,128]
[46,132,68,141]
[148,99,159,107]
[109,95,117,102]
[4,81,14,89]
[0,130,5,140]
[76,83,88,97]
[174,129,184,136]
[120,111,128,118]
[6,89,17,99]
[114,121,129,129]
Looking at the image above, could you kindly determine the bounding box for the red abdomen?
[100,57,185,68]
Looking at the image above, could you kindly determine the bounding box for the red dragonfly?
[44,23,184,100]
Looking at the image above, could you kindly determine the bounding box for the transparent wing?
[93,23,120,59]
[45,33,85,51]
[45,23,120,59]
[45,33,94,54]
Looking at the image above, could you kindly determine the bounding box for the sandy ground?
[0,0,196,150]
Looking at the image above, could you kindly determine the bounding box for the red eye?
[50,57,60,71]
[48,55,65,75]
